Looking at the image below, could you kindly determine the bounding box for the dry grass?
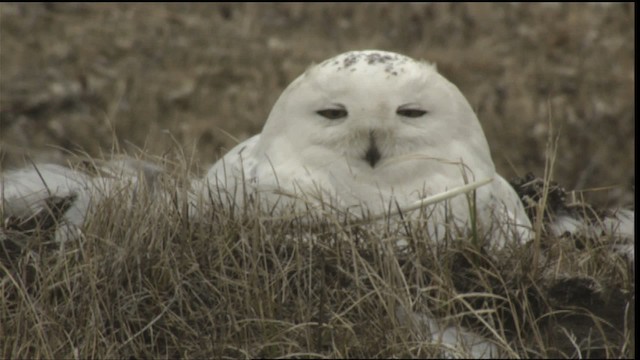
[0,161,634,358]
[0,3,635,359]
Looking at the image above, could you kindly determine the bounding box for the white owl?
[200,50,532,247]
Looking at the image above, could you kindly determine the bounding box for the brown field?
[0,3,634,206]
[0,3,635,358]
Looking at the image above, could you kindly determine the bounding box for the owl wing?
[198,134,262,206]
[486,174,533,247]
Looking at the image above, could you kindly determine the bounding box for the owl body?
[204,50,531,244]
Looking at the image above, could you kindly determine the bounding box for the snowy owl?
[201,50,532,247]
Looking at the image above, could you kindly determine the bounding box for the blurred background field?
[0,3,634,205]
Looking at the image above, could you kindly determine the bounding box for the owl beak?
[364,131,381,167]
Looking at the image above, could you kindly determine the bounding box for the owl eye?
[317,109,348,120]
[397,108,427,118]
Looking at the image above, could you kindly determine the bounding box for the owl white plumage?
[0,160,164,243]
[201,50,532,247]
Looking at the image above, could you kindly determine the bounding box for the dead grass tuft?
[1,160,634,358]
